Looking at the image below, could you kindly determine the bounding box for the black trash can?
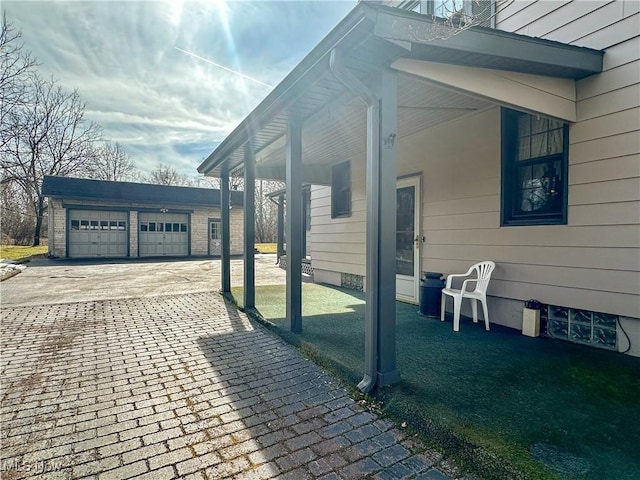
[419,272,445,317]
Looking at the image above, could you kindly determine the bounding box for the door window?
[396,185,415,276]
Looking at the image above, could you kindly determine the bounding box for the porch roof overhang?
[197,3,603,179]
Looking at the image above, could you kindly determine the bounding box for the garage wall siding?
[190,208,244,256]
[129,210,138,257]
[48,199,244,258]
[49,199,67,258]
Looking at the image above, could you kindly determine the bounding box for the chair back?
[471,261,495,293]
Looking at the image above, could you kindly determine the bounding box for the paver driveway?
[1,289,459,479]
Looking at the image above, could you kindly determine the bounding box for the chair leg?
[453,296,462,332]
[471,299,478,323]
[481,298,490,331]
[440,294,446,322]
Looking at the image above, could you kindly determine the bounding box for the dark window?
[165,223,172,232]
[149,222,156,232]
[71,220,79,230]
[118,221,126,231]
[100,220,109,230]
[331,161,351,218]
[109,221,118,230]
[501,108,568,226]
[180,223,187,232]
[157,222,164,232]
[173,223,180,232]
[90,220,99,230]
[303,188,311,231]
[140,223,148,232]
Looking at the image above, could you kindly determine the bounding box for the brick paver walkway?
[1,293,457,479]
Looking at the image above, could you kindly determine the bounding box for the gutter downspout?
[329,48,380,394]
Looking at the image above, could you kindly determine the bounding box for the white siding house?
[308,0,639,356]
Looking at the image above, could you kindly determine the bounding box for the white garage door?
[139,213,189,257]
[68,209,128,258]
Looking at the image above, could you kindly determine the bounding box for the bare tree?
[145,164,194,186]
[384,0,514,41]
[1,74,102,245]
[0,13,36,150]
[255,179,285,243]
[0,181,34,245]
[90,141,135,181]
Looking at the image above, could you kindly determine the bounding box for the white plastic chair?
[441,261,495,332]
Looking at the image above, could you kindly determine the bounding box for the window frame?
[501,108,569,226]
[331,161,351,219]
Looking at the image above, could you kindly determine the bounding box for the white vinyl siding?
[310,154,367,278]
[310,0,639,323]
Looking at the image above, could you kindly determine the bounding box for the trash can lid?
[424,272,443,279]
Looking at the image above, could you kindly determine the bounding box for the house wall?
[495,0,640,351]
[311,153,367,284]
[48,199,244,258]
[310,0,639,355]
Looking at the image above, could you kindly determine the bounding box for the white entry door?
[208,218,221,255]
[396,177,421,303]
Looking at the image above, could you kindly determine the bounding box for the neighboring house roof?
[197,2,603,178]
[42,176,244,208]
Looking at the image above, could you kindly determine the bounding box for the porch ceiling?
[197,3,603,181]
[253,74,493,179]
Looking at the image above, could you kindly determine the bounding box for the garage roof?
[42,176,244,208]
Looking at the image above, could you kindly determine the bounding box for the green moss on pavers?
[231,284,640,480]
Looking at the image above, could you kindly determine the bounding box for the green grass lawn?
[0,245,48,261]
[255,243,277,254]
[231,283,640,480]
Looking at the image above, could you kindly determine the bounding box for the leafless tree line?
[0,16,254,246]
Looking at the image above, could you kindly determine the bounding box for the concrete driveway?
[0,257,460,479]
[0,255,286,307]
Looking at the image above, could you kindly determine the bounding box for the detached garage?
[42,176,244,259]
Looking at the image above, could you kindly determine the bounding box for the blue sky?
[3,1,354,177]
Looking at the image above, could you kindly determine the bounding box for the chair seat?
[442,287,484,300]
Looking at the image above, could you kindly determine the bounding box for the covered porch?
[197,3,603,392]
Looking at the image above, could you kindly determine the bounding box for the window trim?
[501,108,569,226]
[331,161,351,219]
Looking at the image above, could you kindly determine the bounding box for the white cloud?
[3,0,354,177]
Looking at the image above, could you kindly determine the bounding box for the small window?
[118,221,126,231]
[140,223,148,232]
[71,220,79,230]
[149,222,156,232]
[165,223,172,232]
[501,108,568,226]
[331,161,351,218]
[210,222,220,240]
[100,220,109,230]
[109,221,118,230]
[173,223,180,232]
[180,223,187,232]
[157,222,164,232]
